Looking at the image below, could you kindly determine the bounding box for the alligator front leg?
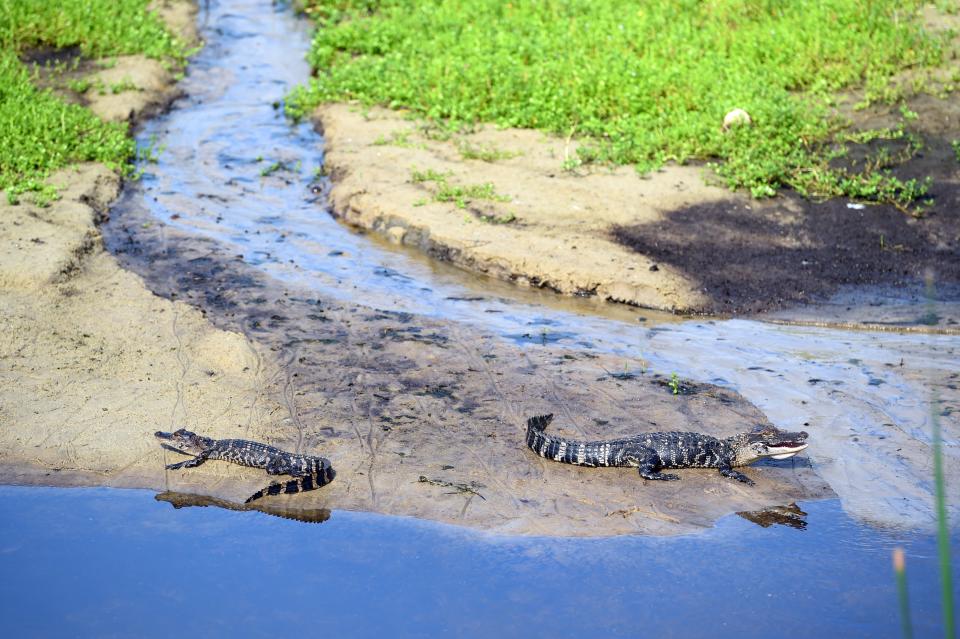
[165,454,208,470]
[719,465,755,485]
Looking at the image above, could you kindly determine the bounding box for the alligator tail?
[525,413,572,462]
[244,463,335,504]
[526,414,554,432]
[525,413,608,467]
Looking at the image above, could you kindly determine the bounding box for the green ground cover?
[0,0,188,204]
[290,0,952,211]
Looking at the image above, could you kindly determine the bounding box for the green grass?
[0,0,187,61]
[290,0,949,210]
[410,167,511,209]
[457,140,520,162]
[0,0,189,204]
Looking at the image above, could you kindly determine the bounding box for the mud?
[97,213,830,536]
[612,191,960,315]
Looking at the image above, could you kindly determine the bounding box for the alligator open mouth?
[767,441,809,460]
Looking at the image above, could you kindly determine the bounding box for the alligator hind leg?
[165,455,208,470]
[632,451,679,481]
[719,466,755,485]
[638,465,680,481]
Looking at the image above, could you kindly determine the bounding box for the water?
[0,486,955,638]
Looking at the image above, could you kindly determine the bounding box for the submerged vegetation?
[290,0,952,211]
[0,0,189,203]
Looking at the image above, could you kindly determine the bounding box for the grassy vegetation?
[290,0,951,211]
[0,0,189,204]
[457,141,521,163]
[410,167,511,211]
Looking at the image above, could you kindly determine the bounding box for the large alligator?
[525,414,808,485]
[155,429,334,503]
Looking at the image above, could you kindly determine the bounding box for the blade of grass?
[926,270,956,639]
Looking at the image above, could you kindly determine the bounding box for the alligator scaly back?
[525,414,809,484]
[155,429,335,503]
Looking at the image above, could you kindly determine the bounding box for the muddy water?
[103,0,958,534]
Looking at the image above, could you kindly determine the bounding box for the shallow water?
[103,0,959,532]
[0,486,956,638]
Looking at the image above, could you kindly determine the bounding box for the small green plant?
[260,160,286,177]
[108,77,139,94]
[898,104,919,122]
[410,168,450,184]
[409,167,510,209]
[561,155,583,173]
[926,280,955,638]
[669,373,681,395]
[457,140,520,162]
[373,129,417,148]
[435,181,509,208]
[67,78,91,93]
[952,140,960,163]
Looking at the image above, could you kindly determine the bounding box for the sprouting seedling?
[669,372,681,395]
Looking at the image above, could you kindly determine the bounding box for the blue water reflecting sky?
[0,486,955,638]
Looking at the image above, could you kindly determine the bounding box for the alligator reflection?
[155,491,331,524]
[736,503,808,530]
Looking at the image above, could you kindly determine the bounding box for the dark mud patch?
[19,45,98,107]
[612,191,960,315]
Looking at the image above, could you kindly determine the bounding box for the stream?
[16,0,953,634]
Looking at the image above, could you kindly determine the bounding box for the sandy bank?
[315,92,960,322]
[0,4,282,500]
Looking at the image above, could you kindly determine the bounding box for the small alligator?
[525,414,808,485]
[155,429,334,503]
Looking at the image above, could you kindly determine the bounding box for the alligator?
[155,429,334,503]
[525,414,808,485]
